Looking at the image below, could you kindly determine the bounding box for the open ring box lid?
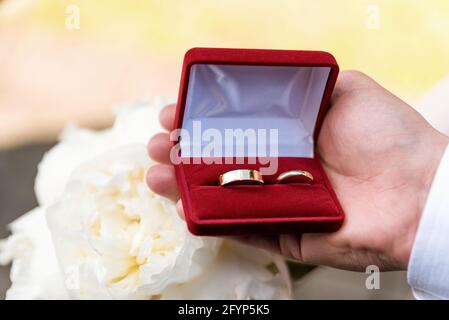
[173,48,344,235]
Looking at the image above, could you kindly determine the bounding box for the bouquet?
[0,99,292,299]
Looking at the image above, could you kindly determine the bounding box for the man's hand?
[146,71,449,271]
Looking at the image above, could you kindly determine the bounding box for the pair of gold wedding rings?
[218,169,314,186]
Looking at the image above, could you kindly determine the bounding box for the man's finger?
[146,164,179,202]
[147,132,173,165]
[279,234,302,260]
[159,104,176,131]
[299,233,348,269]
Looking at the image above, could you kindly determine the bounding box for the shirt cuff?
[408,144,449,300]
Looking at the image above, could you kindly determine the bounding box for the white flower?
[47,145,221,299]
[0,208,68,299]
[1,99,292,299]
[162,241,291,299]
[35,99,166,206]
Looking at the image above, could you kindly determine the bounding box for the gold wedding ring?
[276,170,314,184]
[219,169,264,186]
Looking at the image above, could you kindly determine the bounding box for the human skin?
[146,71,449,271]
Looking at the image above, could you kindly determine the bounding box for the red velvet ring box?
[173,47,344,236]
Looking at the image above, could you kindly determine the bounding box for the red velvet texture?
[177,157,344,235]
[183,157,342,218]
[173,48,344,235]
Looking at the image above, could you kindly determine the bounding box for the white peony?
[0,208,68,299]
[0,99,291,299]
[35,99,165,206]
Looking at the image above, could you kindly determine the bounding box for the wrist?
[397,131,449,269]
[418,133,449,214]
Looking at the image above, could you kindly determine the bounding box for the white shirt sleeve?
[408,144,449,300]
